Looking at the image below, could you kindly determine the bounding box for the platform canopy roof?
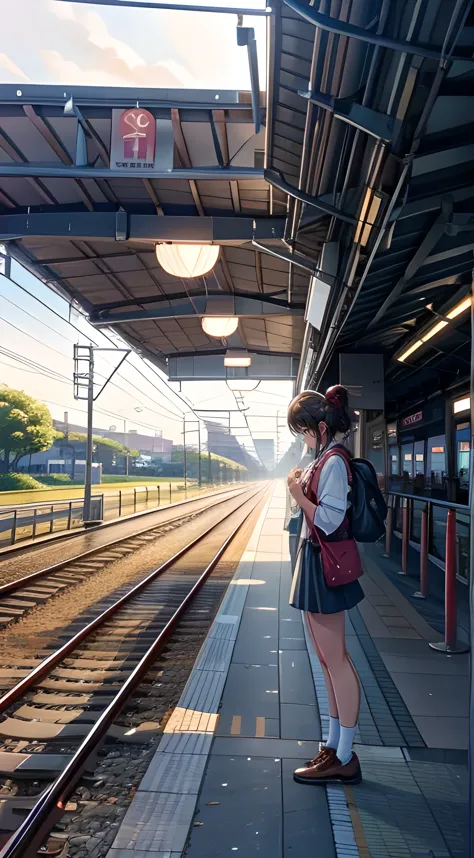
[0,84,309,377]
[265,0,474,407]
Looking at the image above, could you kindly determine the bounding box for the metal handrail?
[387,490,469,514]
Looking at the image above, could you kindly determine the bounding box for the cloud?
[0,0,264,90]
[0,53,29,82]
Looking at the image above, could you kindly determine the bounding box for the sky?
[0,259,294,460]
[0,0,267,90]
[0,0,294,463]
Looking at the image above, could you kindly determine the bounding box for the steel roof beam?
[89,294,304,326]
[57,0,270,15]
[396,185,474,220]
[22,104,97,213]
[264,169,358,225]
[367,203,454,329]
[163,347,299,358]
[0,164,263,181]
[283,0,474,62]
[252,239,333,278]
[298,90,401,143]
[0,213,285,242]
[92,289,304,314]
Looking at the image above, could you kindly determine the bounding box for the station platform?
[107,483,469,858]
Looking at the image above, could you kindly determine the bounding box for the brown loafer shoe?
[294,752,362,786]
[305,745,337,768]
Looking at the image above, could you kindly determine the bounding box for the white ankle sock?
[326,716,340,749]
[337,725,357,765]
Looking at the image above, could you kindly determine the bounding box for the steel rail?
[0,485,253,599]
[0,484,266,713]
[0,485,267,858]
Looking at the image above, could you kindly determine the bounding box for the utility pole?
[183,418,187,490]
[85,348,94,523]
[74,344,130,527]
[198,422,202,487]
[124,418,129,477]
[73,346,95,524]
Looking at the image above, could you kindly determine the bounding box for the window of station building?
[390,450,399,475]
[401,444,413,478]
[414,441,424,476]
[428,435,446,485]
[456,422,470,491]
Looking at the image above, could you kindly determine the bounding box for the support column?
[469,273,474,858]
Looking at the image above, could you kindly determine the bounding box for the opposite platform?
[107,482,468,858]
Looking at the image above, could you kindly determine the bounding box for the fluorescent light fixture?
[446,296,471,319]
[156,243,220,278]
[202,316,239,337]
[224,350,251,367]
[454,396,470,414]
[397,295,471,362]
[226,379,260,391]
[354,188,383,247]
[397,340,423,362]
[421,320,448,341]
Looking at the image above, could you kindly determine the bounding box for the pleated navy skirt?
[289,538,364,615]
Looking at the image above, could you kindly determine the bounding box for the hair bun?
[325,385,349,410]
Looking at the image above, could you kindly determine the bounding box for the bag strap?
[312,445,352,495]
[304,445,352,515]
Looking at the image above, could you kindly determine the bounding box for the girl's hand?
[288,481,305,505]
[287,467,302,487]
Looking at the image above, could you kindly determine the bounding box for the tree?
[0,388,59,473]
[59,433,139,472]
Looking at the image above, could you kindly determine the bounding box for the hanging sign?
[401,411,423,427]
[110,109,174,172]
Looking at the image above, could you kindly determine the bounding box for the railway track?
[0,485,255,629]
[0,483,249,562]
[0,483,269,858]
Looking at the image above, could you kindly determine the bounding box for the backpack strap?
[319,445,352,483]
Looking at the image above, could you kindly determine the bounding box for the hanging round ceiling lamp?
[226,379,261,392]
[155,243,220,279]
[202,316,239,338]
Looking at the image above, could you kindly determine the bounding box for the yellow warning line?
[255,717,265,737]
[230,715,241,735]
[344,785,371,858]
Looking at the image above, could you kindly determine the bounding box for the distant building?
[17,421,173,475]
[53,421,173,461]
[204,421,259,471]
[254,439,275,472]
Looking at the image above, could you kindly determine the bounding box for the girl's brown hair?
[287,385,351,444]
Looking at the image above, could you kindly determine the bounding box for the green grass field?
[0,478,200,507]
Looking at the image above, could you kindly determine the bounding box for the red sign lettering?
[402,411,422,427]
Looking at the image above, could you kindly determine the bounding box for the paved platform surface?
[106,483,469,858]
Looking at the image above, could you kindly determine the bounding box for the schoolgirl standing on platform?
[286,385,364,786]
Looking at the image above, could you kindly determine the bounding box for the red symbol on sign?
[119,108,156,161]
[402,411,422,427]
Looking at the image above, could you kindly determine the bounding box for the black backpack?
[349,457,387,543]
[323,446,387,543]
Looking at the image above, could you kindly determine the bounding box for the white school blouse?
[312,442,350,536]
